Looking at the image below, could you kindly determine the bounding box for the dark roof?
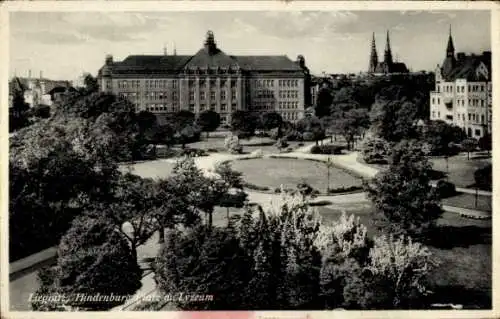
[442,52,491,81]
[233,55,301,71]
[392,62,409,73]
[185,49,239,69]
[105,51,302,75]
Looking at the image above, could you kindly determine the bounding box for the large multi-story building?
[97,31,311,124]
[429,29,492,138]
[368,31,409,75]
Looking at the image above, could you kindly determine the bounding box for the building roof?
[442,52,491,81]
[99,31,304,77]
[105,53,302,75]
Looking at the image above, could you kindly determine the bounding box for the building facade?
[368,31,409,75]
[429,29,492,138]
[97,31,311,124]
[9,72,71,108]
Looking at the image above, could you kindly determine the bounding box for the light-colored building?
[430,29,492,138]
[9,72,71,108]
[97,31,311,124]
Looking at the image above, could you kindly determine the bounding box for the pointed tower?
[384,30,393,66]
[368,32,378,73]
[446,25,455,57]
[441,25,456,78]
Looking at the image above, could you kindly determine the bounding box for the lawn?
[231,158,362,193]
[430,155,491,188]
[442,193,492,212]
[188,136,303,154]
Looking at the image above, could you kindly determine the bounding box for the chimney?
[39,71,43,79]
[28,70,32,78]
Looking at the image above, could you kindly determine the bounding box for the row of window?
[279,101,300,109]
[282,112,299,121]
[278,90,299,99]
[431,97,488,108]
[194,79,237,88]
[146,104,180,113]
[431,111,490,125]
[254,79,275,87]
[438,83,487,93]
[188,103,237,113]
[191,90,237,101]
[278,79,299,87]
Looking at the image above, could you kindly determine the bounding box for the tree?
[30,104,51,119]
[474,164,492,191]
[83,73,99,93]
[478,133,492,156]
[154,226,251,310]
[260,111,283,131]
[9,89,31,132]
[32,216,142,311]
[231,110,258,139]
[197,110,221,138]
[214,162,247,223]
[314,212,372,309]
[84,173,159,262]
[364,140,443,238]
[461,138,478,160]
[315,87,333,118]
[334,108,370,150]
[370,98,418,142]
[422,120,465,156]
[361,235,437,308]
[172,110,196,131]
[296,115,325,145]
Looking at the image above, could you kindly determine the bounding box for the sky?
[9,10,491,81]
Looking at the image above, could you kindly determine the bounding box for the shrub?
[269,127,280,140]
[298,143,304,147]
[435,180,456,198]
[311,145,345,155]
[181,148,207,157]
[302,132,315,141]
[474,164,492,191]
[327,185,363,194]
[224,134,243,154]
[243,182,270,192]
[361,137,390,164]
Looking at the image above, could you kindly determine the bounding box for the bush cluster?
[327,185,364,194]
[361,137,390,164]
[310,145,345,155]
[181,148,208,157]
[435,180,457,199]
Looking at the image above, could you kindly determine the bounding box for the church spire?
[368,32,378,73]
[446,25,455,57]
[384,30,393,65]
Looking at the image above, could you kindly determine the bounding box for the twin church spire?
[368,30,393,73]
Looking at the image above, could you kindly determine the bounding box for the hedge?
[311,145,345,155]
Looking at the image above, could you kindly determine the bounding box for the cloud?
[17,30,84,45]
